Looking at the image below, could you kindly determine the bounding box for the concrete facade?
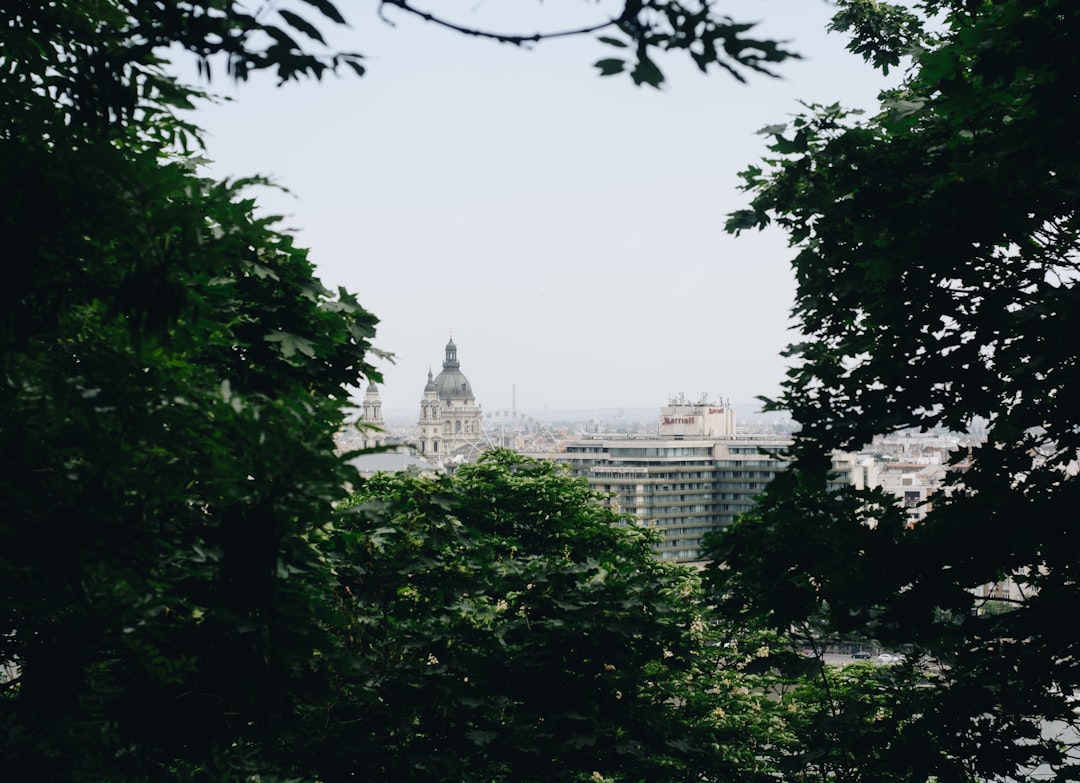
[557,398,793,563]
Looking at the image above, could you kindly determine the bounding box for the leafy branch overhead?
[380,0,799,88]
[5,0,798,139]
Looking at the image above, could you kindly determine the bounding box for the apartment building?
[555,397,793,563]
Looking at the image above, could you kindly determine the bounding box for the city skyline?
[187,1,898,413]
[366,335,784,420]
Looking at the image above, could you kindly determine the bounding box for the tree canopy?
[711,0,1080,780]
[1,53,382,783]
[3,1,375,779]
[0,1,801,781]
[321,450,909,783]
[322,451,708,782]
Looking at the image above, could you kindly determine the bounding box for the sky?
[186,0,896,417]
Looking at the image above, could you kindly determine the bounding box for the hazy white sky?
[188,0,893,415]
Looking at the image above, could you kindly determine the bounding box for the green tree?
[1,2,382,779]
[304,449,854,783]
[711,0,1080,780]
[0,98,386,783]
[316,450,745,783]
[773,659,947,783]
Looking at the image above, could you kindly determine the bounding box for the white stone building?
[416,337,484,466]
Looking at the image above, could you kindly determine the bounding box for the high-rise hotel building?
[556,398,795,563]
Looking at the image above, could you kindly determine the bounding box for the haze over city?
[190,0,895,414]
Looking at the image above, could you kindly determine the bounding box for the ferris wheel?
[437,409,561,466]
[479,409,561,455]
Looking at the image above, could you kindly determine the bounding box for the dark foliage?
[711,1,1080,780]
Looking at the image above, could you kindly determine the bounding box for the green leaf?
[594,58,625,76]
[279,9,326,44]
[630,56,665,88]
[298,0,347,25]
[465,729,497,746]
[265,330,317,358]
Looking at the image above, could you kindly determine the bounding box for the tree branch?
[378,0,623,46]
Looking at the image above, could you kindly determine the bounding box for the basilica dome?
[433,337,475,400]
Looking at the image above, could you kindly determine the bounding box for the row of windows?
[636,504,713,514]
[658,537,702,550]
[602,483,715,492]
[656,525,718,538]
[617,484,769,495]
[713,471,776,479]
[649,516,738,528]
[725,445,787,455]
[714,460,782,469]
[642,470,703,478]
[658,549,703,562]
[632,504,753,515]
[611,490,763,503]
[609,486,768,496]
[608,447,712,457]
[637,498,756,507]
[442,420,477,434]
[608,461,715,469]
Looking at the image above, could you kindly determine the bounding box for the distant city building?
[832,430,1030,608]
[877,461,947,525]
[555,396,799,564]
[849,430,982,527]
[417,336,484,466]
[348,448,436,478]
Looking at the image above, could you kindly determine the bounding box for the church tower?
[417,369,442,459]
[359,381,385,449]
